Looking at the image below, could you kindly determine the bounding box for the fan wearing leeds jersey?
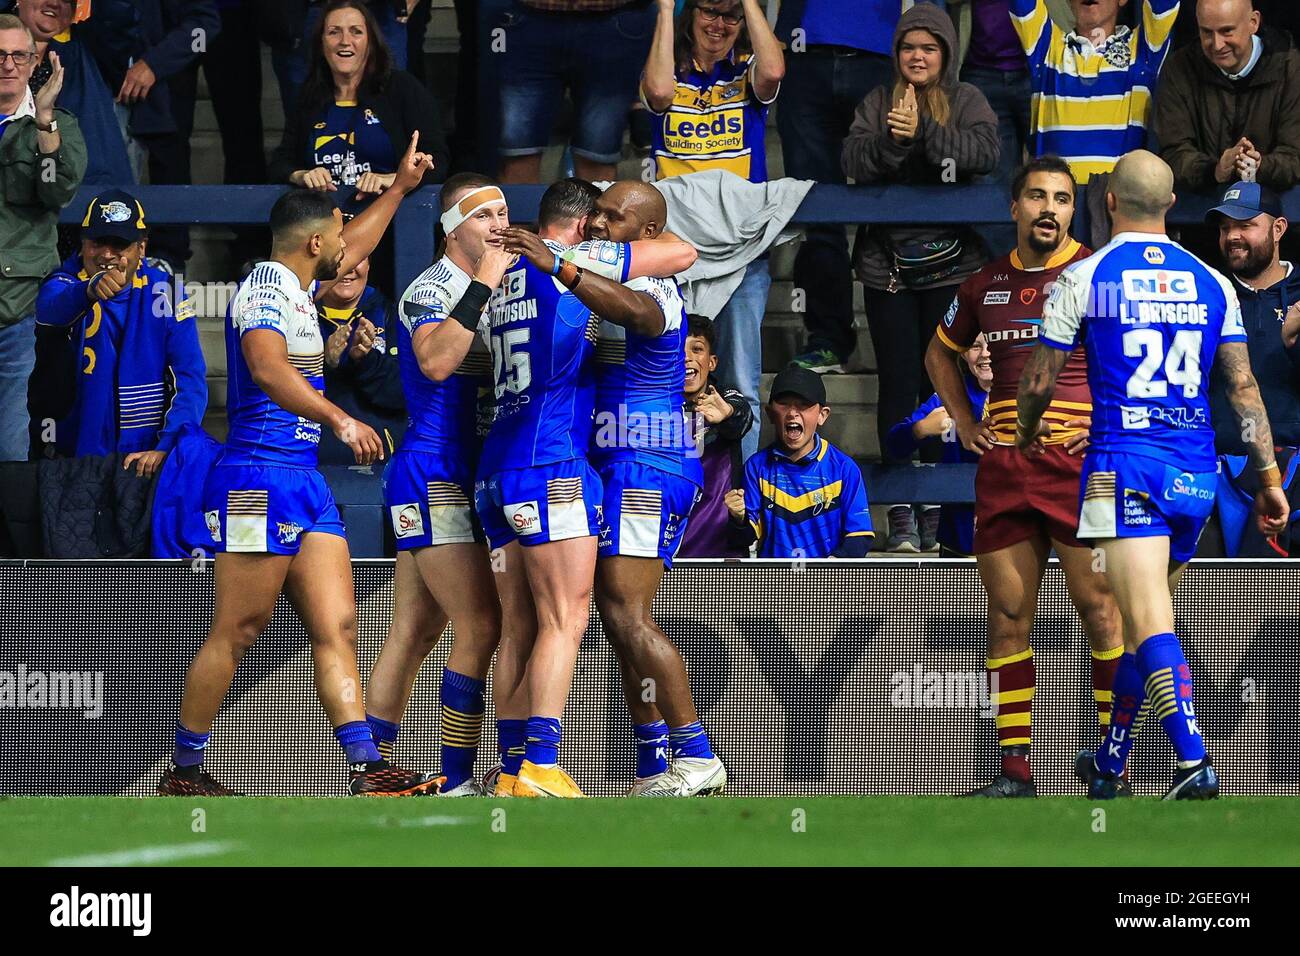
[1018,150,1289,801]
[924,156,1122,799]
[159,134,440,798]
[500,179,724,798]
[364,174,518,796]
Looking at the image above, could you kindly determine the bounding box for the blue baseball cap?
[80,189,148,242]
[1206,181,1284,223]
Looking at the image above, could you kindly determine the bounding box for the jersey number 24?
[1123,329,1202,400]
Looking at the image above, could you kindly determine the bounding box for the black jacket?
[38,455,155,559]
[82,0,222,137]
[269,69,450,188]
[1211,265,1300,455]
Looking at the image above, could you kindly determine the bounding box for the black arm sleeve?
[713,383,755,442]
[727,515,757,552]
[832,535,871,559]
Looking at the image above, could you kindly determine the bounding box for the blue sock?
[1136,632,1206,767]
[633,721,669,778]
[1096,653,1144,776]
[440,668,486,790]
[669,721,714,760]
[498,719,527,776]
[366,714,400,762]
[524,716,562,767]
[335,720,381,765]
[174,721,209,768]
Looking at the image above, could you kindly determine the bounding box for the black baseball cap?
[769,366,826,406]
[80,189,148,242]
[1206,181,1284,223]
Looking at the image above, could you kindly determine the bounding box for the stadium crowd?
[1,0,1298,560]
[0,0,1293,801]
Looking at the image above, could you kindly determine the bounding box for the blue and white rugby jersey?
[1040,231,1247,471]
[223,260,324,467]
[590,274,702,486]
[478,240,598,475]
[395,255,493,456]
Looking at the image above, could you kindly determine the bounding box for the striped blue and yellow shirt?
[1010,0,1180,182]
[743,433,874,558]
[642,50,776,183]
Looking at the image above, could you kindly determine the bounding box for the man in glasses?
[0,12,86,462]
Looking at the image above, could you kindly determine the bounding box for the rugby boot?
[349,760,440,796]
[514,760,585,798]
[961,774,1038,798]
[157,765,243,796]
[1163,758,1219,801]
[1074,749,1133,799]
[638,756,727,797]
[627,773,668,796]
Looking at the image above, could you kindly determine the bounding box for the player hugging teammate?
[483,179,723,797]
[358,173,718,797]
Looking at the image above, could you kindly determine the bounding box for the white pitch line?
[390,815,471,828]
[47,840,240,867]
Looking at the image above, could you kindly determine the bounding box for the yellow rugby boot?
[514,760,586,798]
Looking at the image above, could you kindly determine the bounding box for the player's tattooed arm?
[1218,341,1277,471]
[1219,340,1291,534]
[1015,343,1068,452]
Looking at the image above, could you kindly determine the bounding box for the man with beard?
[1208,182,1300,455]
[158,135,438,797]
[924,156,1123,797]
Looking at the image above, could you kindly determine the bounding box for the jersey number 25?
[492,328,532,399]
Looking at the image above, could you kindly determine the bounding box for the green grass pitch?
[4,797,1299,866]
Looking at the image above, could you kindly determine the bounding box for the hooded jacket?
[841,3,999,291]
[1155,25,1300,193]
[1210,262,1300,455]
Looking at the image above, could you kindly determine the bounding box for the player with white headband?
[364,173,517,795]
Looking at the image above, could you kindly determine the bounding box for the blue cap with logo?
[1206,181,1284,223]
[80,189,148,242]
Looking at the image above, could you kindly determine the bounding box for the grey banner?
[1,559,1296,796]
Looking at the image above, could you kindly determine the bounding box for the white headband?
[441,186,507,236]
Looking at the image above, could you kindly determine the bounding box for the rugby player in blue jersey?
[511,180,724,796]
[485,180,698,797]
[359,173,518,795]
[1016,151,1289,800]
[158,134,438,797]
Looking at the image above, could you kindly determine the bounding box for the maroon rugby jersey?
[937,239,1092,445]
